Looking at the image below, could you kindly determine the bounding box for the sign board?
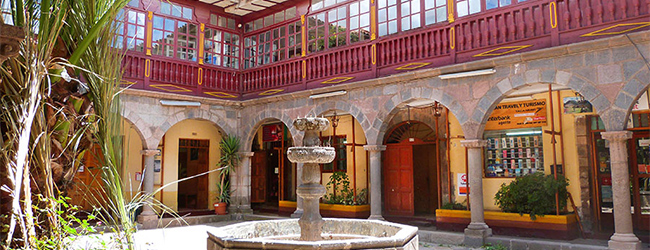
[485,100,547,130]
[632,91,649,111]
[457,173,469,196]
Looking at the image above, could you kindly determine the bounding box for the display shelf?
[484,128,544,178]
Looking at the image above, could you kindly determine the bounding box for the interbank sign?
[485,100,547,130]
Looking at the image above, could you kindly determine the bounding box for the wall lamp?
[438,68,496,79]
[160,100,202,107]
[309,90,347,99]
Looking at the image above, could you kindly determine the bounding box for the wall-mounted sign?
[563,97,593,114]
[485,100,547,130]
[457,173,469,196]
[263,124,284,142]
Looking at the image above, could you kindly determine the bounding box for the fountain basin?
[287,147,335,164]
[207,218,418,250]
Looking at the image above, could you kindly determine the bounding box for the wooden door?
[384,145,414,216]
[196,147,209,209]
[69,145,105,211]
[251,151,267,203]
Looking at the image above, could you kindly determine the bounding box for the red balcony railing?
[121,0,649,99]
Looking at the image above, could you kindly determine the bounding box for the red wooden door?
[251,151,267,203]
[384,145,414,216]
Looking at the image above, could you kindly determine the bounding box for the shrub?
[441,200,467,210]
[322,172,367,205]
[494,172,568,220]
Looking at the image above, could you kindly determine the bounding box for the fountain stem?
[287,117,335,241]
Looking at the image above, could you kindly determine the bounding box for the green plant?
[441,200,468,210]
[322,172,367,205]
[216,135,241,203]
[494,172,569,220]
[483,243,508,250]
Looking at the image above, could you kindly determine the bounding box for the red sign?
[263,124,283,142]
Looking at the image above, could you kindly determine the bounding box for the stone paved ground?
[72,221,483,250]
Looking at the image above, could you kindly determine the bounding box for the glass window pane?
[350,16,359,30]
[379,23,387,36]
[425,0,435,9]
[264,15,273,26]
[457,1,468,17]
[411,14,421,29]
[487,0,498,9]
[160,2,170,15]
[137,13,145,25]
[401,2,410,16]
[412,0,420,13]
[350,2,359,16]
[286,7,297,19]
[128,0,139,7]
[425,10,436,25]
[153,16,163,29]
[329,9,337,21]
[128,11,137,23]
[402,17,410,30]
[172,4,182,17]
[500,0,512,7]
[389,20,397,34]
[183,7,192,19]
[378,9,387,23]
[378,0,387,8]
[360,13,370,27]
[210,14,218,25]
[360,0,370,13]
[437,7,447,22]
[228,19,236,30]
[165,19,175,31]
[469,0,481,14]
[436,0,446,7]
[388,6,397,20]
[275,12,285,23]
[137,26,145,38]
[338,6,346,19]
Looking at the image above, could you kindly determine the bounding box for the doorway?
[384,121,438,216]
[177,139,209,210]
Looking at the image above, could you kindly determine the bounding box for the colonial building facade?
[92,0,650,249]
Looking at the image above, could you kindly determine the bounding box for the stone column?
[461,139,491,247]
[364,145,386,220]
[601,131,642,250]
[137,149,158,229]
[291,163,304,218]
[231,152,254,216]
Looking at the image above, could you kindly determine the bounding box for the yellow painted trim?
[204,91,238,98]
[146,11,153,56]
[371,6,377,40]
[396,62,430,70]
[198,68,203,85]
[302,60,306,78]
[279,201,370,212]
[435,209,577,224]
[145,59,150,77]
[121,81,137,85]
[473,45,533,57]
[301,15,307,57]
[581,22,650,37]
[149,84,192,92]
[549,2,557,29]
[450,27,456,50]
[447,0,455,23]
[259,89,285,96]
[198,23,205,65]
[371,44,376,65]
[321,76,354,84]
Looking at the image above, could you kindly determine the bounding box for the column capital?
[237,152,255,158]
[141,149,158,156]
[364,145,386,152]
[601,131,632,142]
[461,139,488,148]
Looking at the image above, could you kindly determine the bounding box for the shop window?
[114,9,146,52]
[425,0,447,25]
[321,136,347,172]
[152,15,198,61]
[484,129,544,178]
[456,0,480,17]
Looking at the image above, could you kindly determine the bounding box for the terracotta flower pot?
[214,202,228,215]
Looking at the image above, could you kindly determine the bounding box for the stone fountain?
[207,117,418,249]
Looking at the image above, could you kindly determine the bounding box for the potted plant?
[214,135,241,215]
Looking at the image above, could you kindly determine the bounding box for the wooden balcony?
[121,0,650,100]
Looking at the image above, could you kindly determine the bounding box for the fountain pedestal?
[206,116,418,249]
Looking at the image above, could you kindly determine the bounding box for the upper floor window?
[308,0,370,53]
[159,1,193,20]
[204,28,240,69]
[128,0,139,8]
[243,20,301,69]
[378,0,446,37]
[2,0,13,25]
[244,7,298,32]
[114,9,146,52]
[456,0,480,17]
[151,15,198,61]
[210,13,237,30]
[312,0,349,11]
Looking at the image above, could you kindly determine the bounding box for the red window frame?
[115,8,146,52]
[243,19,302,69]
[378,0,447,37]
[151,14,199,62]
[307,0,371,53]
[204,26,240,69]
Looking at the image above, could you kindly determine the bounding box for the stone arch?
[146,109,232,149]
[608,66,650,131]
[470,69,609,138]
[121,111,147,147]
[242,110,298,151]
[307,100,372,145]
[375,87,469,146]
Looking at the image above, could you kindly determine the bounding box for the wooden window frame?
[243,20,301,69]
[151,14,199,62]
[115,8,146,52]
[204,26,240,69]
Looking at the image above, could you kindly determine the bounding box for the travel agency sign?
[485,99,547,130]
